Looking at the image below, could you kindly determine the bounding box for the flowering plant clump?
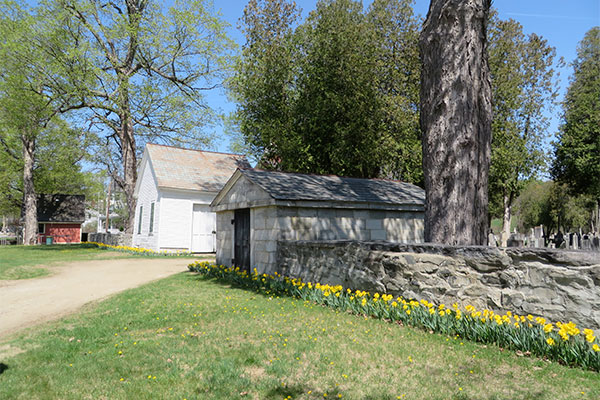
[188,261,600,372]
[86,241,192,257]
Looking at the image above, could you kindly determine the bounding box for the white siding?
[132,159,160,251]
[158,189,215,251]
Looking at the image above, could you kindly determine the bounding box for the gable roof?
[142,144,251,193]
[241,169,425,205]
[212,169,425,211]
[37,194,85,223]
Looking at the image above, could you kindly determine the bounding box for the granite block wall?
[277,240,600,331]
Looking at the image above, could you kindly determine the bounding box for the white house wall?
[132,159,160,251]
[158,189,215,251]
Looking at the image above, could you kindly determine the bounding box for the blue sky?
[207,0,600,153]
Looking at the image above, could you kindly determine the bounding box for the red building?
[37,194,85,244]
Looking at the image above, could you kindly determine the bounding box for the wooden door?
[234,208,250,272]
[191,204,216,252]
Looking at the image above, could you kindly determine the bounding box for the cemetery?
[499,227,600,252]
[1,0,599,397]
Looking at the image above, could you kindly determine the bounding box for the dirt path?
[0,257,201,340]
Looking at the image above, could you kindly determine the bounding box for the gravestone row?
[489,227,600,252]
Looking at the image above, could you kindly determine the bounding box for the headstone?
[554,232,564,248]
[488,232,497,247]
[507,238,523,247]
[582,236,591,251]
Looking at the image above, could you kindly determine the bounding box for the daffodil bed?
[87,242,193,256]
[1,272,598,399]
[188,261,600,372]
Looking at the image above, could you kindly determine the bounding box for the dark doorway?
[234,208,250,272]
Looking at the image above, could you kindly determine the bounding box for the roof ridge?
[146,143,247,158]
[244,168,420,186]
[238,168,425,206]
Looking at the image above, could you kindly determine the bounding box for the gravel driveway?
[0,258,197,339]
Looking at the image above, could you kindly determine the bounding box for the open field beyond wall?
[0,272,598,400]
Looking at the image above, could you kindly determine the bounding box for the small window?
[149,202,155,233]
[138,206,143,234]
[38,223,45,234]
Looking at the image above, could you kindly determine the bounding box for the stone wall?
[215,205,424,273]
[251,206,278,271]
[277,240,600,331]
[277,207,424,243]
[88,232,132,247]
[216,211,234,266]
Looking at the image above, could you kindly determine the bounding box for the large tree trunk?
[117,78,138,235]
[121,129,137,235]
[419,0,492,245]
[21,134,37,245]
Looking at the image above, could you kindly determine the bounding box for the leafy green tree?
[552,27,600,232]
[488,14,559,245]
[228,0,300,167]
[43,0,236,233]
[231,0,421,181]
[513,180,595,237]
[0,1,88,244]
[367,0,421,184]
[551,185,596,233]
[291,0,383,177]
[0,118,99,227]
[512,180,554,233]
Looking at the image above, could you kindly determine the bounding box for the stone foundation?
[276,240,600,331]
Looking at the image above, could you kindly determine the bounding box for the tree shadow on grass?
[0,363,8,375]
[264,383,312,399]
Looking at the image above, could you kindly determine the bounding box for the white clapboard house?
[132,144,249,253]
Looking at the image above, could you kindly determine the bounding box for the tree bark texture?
[118,79,138,235]
[21,134,37,245]
[419,0,492,245]
[121,130,137,235]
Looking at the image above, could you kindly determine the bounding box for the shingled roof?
[37,194,85,223]
[239,169,425,206]
[145,144,250,192]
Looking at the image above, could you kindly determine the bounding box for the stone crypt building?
[211,169,425,273]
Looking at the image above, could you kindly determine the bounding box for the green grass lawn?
[0,272,597,400]
[0,244,200,280]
